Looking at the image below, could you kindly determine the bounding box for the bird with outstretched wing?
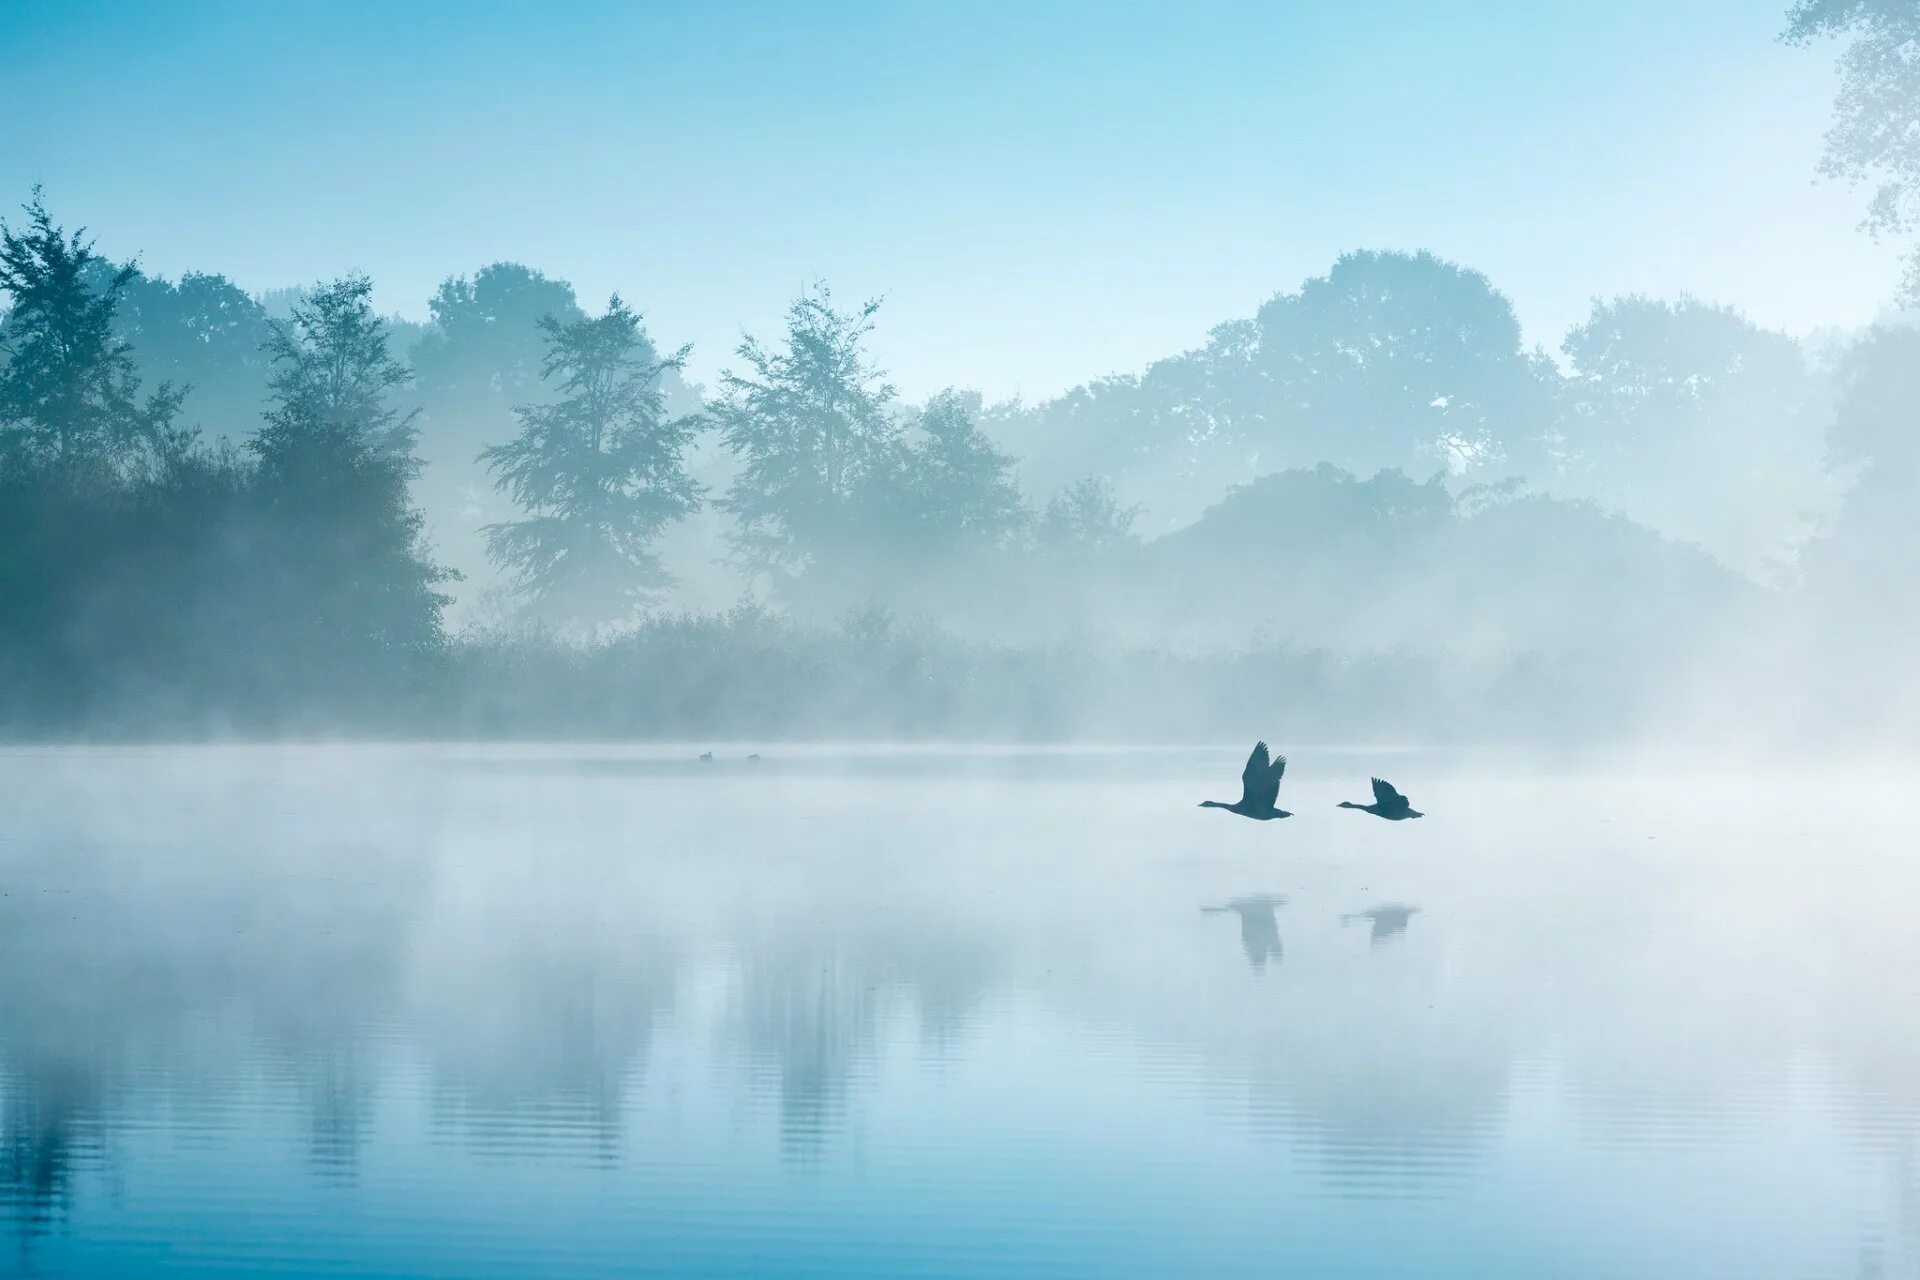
[1339,775,1424,820]
[1200,740,1292,820]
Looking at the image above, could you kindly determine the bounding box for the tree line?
[1,160,1914,737]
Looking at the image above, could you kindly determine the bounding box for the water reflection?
[1342,903,1420,944]
[408,871,678,1166]
[0,750,1916,1276]
[735,938,882,1160]
[1202,895,1287,971]
[731,900,1002,1160]
[0,1060,101,1240]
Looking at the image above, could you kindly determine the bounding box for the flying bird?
[1200,742,1292,821]
[1338,777,1424,820]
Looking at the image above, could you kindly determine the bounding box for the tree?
[405,264,595,605]
[1121,463,1747,661]
[481,296,703,625]
[712,283,900,593]
[1796,324,1920,725]
[243,275,451,700]
[1804,324,1920,619]
[255,276,418,467]
[989,252,1557,537]
[1040,476,1141,554]
[1824,324,1920,474]
[106,266,276,443]
[412,263,585,415]
[870,389,1028,556]
[0,190,182,472]
[0,196,241,728]
[991,318,1266,535]
[1557,295,1830,574]
[1785,1,1920,300]
[1252,250,1558,479]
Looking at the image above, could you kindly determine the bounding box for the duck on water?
[1200,742,1292,821]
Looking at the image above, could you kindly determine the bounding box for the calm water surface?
[1,745,1915,1278]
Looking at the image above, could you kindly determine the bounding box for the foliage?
[240,275,452,702]
[865,389,1029,557]
[443,604,1655,743]
[1137,464,1753,657]
[106,265,277,443]
[1040,476,1141,553]
[1556,295,1831,573]
[712,284,900,592]
[481,296,703,625]
[412,262,586,416]
[1803,324,1920,629]
[255,276,419,467]
[995,251,1558,533]
[1251,250,1558,477]
[990,322,1262,532]
[398,264,598,613]
[1820,321,1920,473]
[1785,0,1920,299]
[0,186,1908,741]
[0,190,185,473]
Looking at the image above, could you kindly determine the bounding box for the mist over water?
[5,4,1920,1276]
[3,745,1916,1278]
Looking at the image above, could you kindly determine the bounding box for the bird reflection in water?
[1343,903,1420,945]
[1202,894,1287,971]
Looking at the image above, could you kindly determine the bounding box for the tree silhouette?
[1252,250,1557,478]
[998,250,1557,531]
[413,264,586,417]
[256,276,418,467]
[242,276,451,705]
[106,265,276,444]
[992,321,1264,534]
[1040,476,1141,554]
[869,389,1028,556]
[402,264,594,610]
[713,283,900,595]
[1557,295,1829,573]
[0,190,183,473]
[1804,324,1920,637]
[481,296,703,626]
[1785,1,1920,299]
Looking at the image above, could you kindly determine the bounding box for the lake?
[1,744,1914,1278]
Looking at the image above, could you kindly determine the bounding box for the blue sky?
[0,0,1899,399]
